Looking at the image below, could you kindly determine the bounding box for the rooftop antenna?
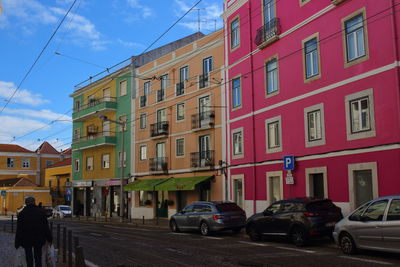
[192,8,205,31]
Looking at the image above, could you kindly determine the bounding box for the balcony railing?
[140,95,147,107]
[149,157,168,172]
[72,97,118,121]
[176,82,185,96]
[190,150,214,168]
[199,74,209,89]
[254,18,280,48]
[150,121,169,137]
[191,111,215,130]
[72,131,117,150]
[74,97,117,113]
[157,89,165,102]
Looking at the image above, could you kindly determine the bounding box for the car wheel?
[339,233,357,254]
[170,220,180,233]
[232,227,242,234]
[247,224,261,241]
[291,227,308,247]
[200,221,210,236]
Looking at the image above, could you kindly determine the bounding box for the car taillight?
[213,215,224,220]
[304,212,319,217]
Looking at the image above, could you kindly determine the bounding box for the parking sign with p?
[283,156,295,170]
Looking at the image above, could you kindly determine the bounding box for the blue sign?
[1,190,6,196]
[283,156,295,170]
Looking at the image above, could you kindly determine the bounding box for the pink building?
[222,0,400,216]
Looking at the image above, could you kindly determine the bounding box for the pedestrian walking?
[14,196,53,267]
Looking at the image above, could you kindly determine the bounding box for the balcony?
[254,18,280,49]
[157,89,165,102]
[73,97,117,121]
[150,121,169,137]
[190,151,214,168]
[149,157,168,173]
[191,111,215,131]
[199,74,209,89]
[140,95,147,107]
[72,131,117,151]
[176,82,185,96]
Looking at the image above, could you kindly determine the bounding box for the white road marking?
[237,241,269,247]
[169,232,190,235]
[103,225,151,231]
[340,256,392,265]
[276,246,316,253]
[202,236,223,240]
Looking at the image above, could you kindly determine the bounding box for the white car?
[53,205,72,218]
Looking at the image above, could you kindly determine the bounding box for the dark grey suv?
[169,201,246,236]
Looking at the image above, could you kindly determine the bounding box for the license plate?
[325,222,336,227]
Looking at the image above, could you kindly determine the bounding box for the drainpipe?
[248,1,257,215]
[390,0,400,129]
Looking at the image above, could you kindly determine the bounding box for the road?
[1,218,400,267]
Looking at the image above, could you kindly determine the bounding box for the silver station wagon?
[169,201,246,236]
[333,195,400,254]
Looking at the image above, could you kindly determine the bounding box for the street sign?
[283,156,295,170]
[1,190,6,196]
[285,171,294,185]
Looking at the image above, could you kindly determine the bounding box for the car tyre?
[291,227,308,247]
[200,221,210,236]
[170,220,180,233]
[247,224,261,241]
[339,233,357,255]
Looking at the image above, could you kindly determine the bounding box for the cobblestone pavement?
[0,231,16,267]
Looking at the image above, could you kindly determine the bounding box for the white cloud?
[126,0,153,18]
[117,39,144,48]
[2,108,72,122]
[0,81,49,106]
[0,116,49,139]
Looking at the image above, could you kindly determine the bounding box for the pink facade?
[223,0,400,216]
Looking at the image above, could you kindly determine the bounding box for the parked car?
[246,198,343,246]
[53,205,72,218]
[169,201,246,236]
[333,195,400,254]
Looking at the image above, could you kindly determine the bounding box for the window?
[139,191,152,206]
[348,162,378,210]
[74,159,80,172]
[7,158,14,168]
[362,200,388,221]
[263,0,275,25]
[266,58,278,95]
[140,114,147,129]
[345,89,375,140]
[119,151,126,167]
[176,138,184,157]
[75,100,81,111]
[266,203,282,214]
[160,74,168,90]
[177,103,185,121]
[349,203,370,221]
[73,129,80,141]
[345,14,366,62]
[232,77,241,108]
[387,199,400,221]
[266,119,281,151]
[203,57,213,74]
[304,37,319,79]
[144,82,150,96]
[102,154,110,169]
[306,167,327,199]
[233,178,243,208]
[139,145,147,161]
[22,159,30,168]
[119,115,127,132]
[232,130,243,157]
[231,18,240,49]
[46,160,54,167]
[87,95,96,107]
[180,66,189,82]
[120,80,127,96]
[307,110,322,141]
[86,157,93,171]
[266,171,283,205]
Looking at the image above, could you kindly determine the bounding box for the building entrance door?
[157,191,168,218]
[354,170,373,208]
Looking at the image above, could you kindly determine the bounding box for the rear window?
[216,203,242,212]
[306,200,336,212]
[60,206,71,211]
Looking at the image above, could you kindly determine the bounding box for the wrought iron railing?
[254,18,280,47]
[72,131,115,143]
[176,82,185,96]
[157,89,165,102]
[150,121,169,137]
[149,157,168,172]
[190,150,214,168]
[191,111,215,129]
[199,74,209,89]
[73,97,117,113]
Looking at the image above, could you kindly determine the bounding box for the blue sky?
[0,0,223,151]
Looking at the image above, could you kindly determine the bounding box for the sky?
[0,0,223,152]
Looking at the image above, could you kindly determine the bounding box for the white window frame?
[303,34,321,82]
[266,171,283,206]
[7,158,14,168]
[119,80,127,96]
[22,158,30,169]
[265,115,282,153]
[265,56,279,96]
[345,88,375,141]
[86,156,94,171]
[305,167,328,199]
[176,138,185,157]
[232,174,245,209]
[348,162,378,211]
[139,145,147,161]
[140,113,147,129]
[232,77,242,109]
[232,128,244,159]
[74,129,81,141]
[176,103,185,121]
[304,103,325,147]
[119,151,127,167]
[118,115,127,132]
[230,17,240,49]
[102,154,110,169]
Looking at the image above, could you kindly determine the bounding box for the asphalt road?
[1,218,400,267]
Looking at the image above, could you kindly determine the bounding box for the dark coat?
[15,205,53,248]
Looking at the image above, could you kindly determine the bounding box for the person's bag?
[14,247,26,267]
[45,244,57,267]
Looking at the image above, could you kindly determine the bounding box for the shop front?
[71,180,93,216]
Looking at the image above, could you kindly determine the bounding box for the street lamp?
[99,115,126,222]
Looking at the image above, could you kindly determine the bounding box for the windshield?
[60,206,71,211]
[306,200,336,212]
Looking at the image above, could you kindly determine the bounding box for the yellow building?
[44,158,72,206]
[126,30,225,219]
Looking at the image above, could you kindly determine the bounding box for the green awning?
[124,179,167,191]
[154,176,213,191]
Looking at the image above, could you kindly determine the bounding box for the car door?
[175,205,194,229]
[256,203,282,235]
[275,202,298,234]
[381,198,400,252]
[354,200,387,248]
[188,205,204,228]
